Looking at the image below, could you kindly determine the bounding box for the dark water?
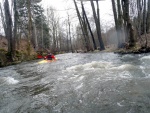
[0,53,150,113]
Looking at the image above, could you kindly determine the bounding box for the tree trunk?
[143,0,147,47]
[146,0,150,33]
[117,0,125,47]
[68,14,73,53]
[83,13,91,51]
[4,0,13,61]
[33,18,38,51]
[112,0,125,48]
[90,0,105,50]
[136,0,143,45]
[53,25,56,53]
[111,0,118,30]
[81,1,97,50]
[0,3,7,37]
[27,0,32,55]
[111,0,120,47]
[73,0,89,51]
[66,22,69,52]
[123,0,135,47]
[13,0,17,53]
[121,0,128,42]
[41,16,44,50]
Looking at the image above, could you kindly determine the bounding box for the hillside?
[0,36,37,67]
[0,35,36,54]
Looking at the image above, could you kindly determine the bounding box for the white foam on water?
[33,93,48,99]
[118,64,135,70]
[145,74,150,78]
[69,75,85,83]
[117,100,125,107]
[57,75,68,81]
[6,77,19,84]
[140,66,147,76]
[65,61,113,72]
[69,75,80,80]
[117,102,124,107]
[122,55,134,59]
[66,64,84,72]
[111,64,135,70]
[139,66,145,69]
[0,77,19,85]
[140,55,150,60]
[75,83,83,90]
[76,76,84,82]
[119,71,132,78]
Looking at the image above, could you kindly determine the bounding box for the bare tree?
[67,13,73,52]
[136,0,143,45]
[27,0,32,55]
[0,3,6,36]
[13,0,17,54]
[81,1,97,50]
[143,0,147,47]
[73,0,90,51]
[146,0,150,33]
[111,0,125,48]
[123,0,135,47]
[4,0,14,61]
[90,0,105,50]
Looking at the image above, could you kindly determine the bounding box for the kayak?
[38,59,57,64]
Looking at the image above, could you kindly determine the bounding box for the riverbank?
[0,37,37,67]
[0,49,37,67]
[114,45,150,54]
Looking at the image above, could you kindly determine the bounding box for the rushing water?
[0,52,150,113]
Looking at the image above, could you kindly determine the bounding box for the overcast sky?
[0,0,115,34]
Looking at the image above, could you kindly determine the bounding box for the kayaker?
[45,53,56,60]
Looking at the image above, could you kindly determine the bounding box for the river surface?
[0,53,150,113]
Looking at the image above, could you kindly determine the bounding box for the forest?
[0,0,150,66]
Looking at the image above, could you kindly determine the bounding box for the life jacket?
[47,54,52,60]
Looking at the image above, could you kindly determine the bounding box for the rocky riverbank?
[0,37,37,67]
[0,49,37,67]
[115,46,150,54]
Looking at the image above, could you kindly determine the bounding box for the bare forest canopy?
[0,0,150,61]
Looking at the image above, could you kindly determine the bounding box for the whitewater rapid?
[0,53,150,113]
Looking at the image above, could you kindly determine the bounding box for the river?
[0,53,150,113]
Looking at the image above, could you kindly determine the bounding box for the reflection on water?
[0,53,150,113]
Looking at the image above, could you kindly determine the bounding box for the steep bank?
[0,37,37,67]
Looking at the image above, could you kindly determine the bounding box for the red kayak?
[37,55,43,59]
